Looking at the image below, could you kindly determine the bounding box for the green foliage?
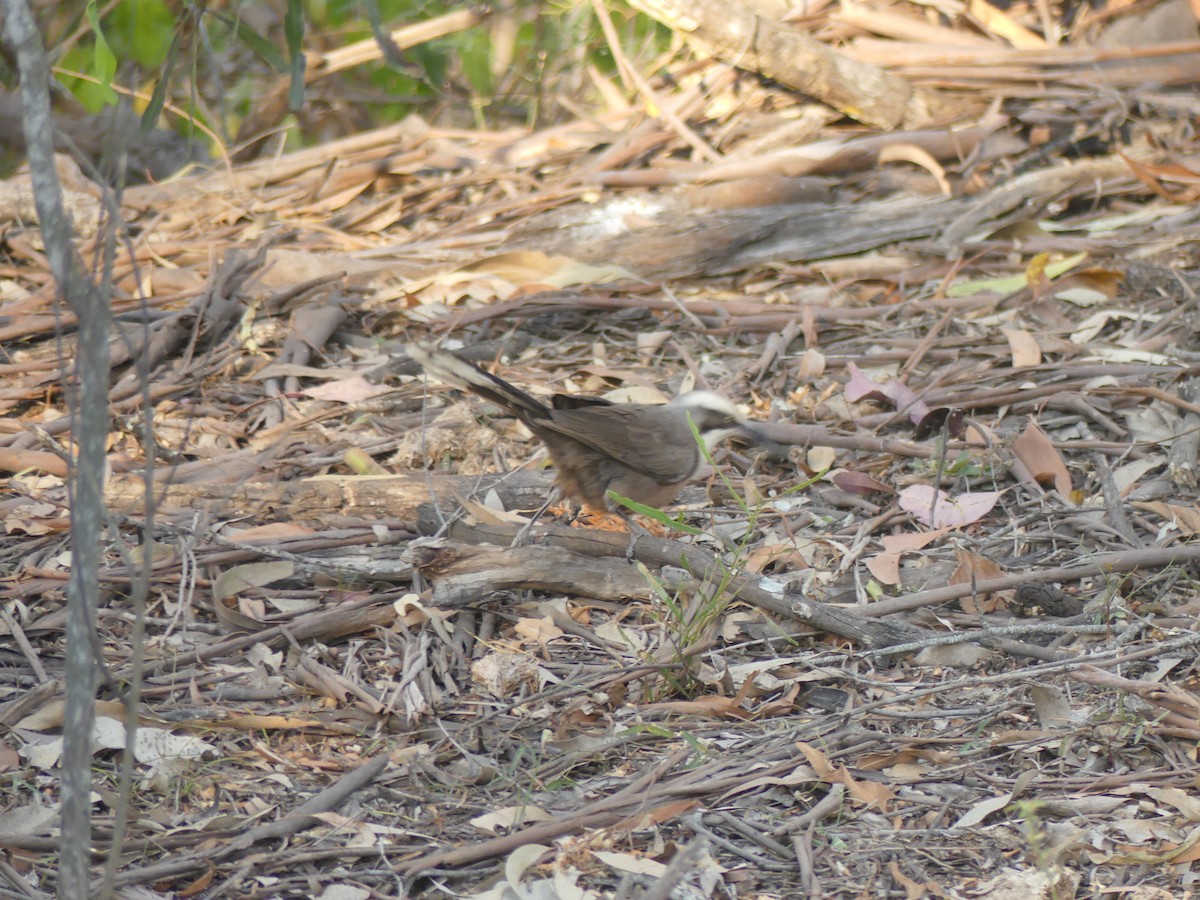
[106,0,175,69]
[914,451,986,479]
[619,411,825,701]
[45,0,676,145]
[56,45,115,112]
[210,12,288,73]
[607,491,704,536]
[1010,799,1052,868]
[284,0,307,111]
[83,0,118,107]
[455,27,493,98]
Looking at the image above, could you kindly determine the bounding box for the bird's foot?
[510,521,536,547]
[618,513,651,561]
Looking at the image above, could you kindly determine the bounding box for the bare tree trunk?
[0,1,112,895]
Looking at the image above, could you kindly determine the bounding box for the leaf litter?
[3,3,1200,897]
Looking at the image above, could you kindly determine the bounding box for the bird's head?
[669,391,765,450]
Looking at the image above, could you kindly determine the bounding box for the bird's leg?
[615,509,649,561]
[511,489,560,547]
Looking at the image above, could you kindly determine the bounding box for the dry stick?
[897,308,955,384]
[0,607,48,683]
[683,814,788,870]
[395,747,692,875]
[590,0,720,164]
[754,422,934,458]
[640,835,712,900]
[941,156,1135,249]
[859,546,1200,618]
[434,525,1089,661]
[399,749,817,879]
[1118,384,1200,417]
[104,754,390,890]
[442,290,887,331]
[1168,378,1200,489]
[852,372,1196,430]
[1092,452,1143,548]
[835,630,1200,732]
[1070,666,1200,740]
[855,622,1118,663]
[441,520,923,650]
[133,591,400,678]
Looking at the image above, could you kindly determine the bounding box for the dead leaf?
[845,364,930,425]
[899,485,1001,528]
[611,799,700,833]
[1133,501,1200,535]
[470,805,553,834]
[471,651,540,697]
[211,561,296,632]
[949,548,1009,613]
[1002,328,1042,368]
[831,470,892,497]
[513,616,563,645]
[968,0,1046,47]
[879,142,951,195]
[1012,419,1072,497]
[866,527,953,585]
[864,552,901,585]
[1029,684,1074,728]
[807,446,837,472]
[796,741,895,812]
[1120,152,1200,203]
[304,376,393,403]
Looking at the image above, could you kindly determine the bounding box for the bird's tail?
[407,343,550,422]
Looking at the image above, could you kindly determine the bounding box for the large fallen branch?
[624,0,974,128]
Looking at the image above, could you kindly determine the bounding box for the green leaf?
[108,0,175,69]
[284,0,307,112]
[85,0,120,106]
[140,27,182,128]
[634,561,675,606]
[606,491,704,535]
[206,9,288,73]
[457,29,493,97]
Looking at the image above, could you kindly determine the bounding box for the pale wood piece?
[624,0,974,128]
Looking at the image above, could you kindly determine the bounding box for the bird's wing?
[540,405,699,484]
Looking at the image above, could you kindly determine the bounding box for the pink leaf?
[899,485,1001,528]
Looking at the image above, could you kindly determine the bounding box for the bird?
[407,343,764,527]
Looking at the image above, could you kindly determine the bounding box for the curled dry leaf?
[950,548,1010,613]
[831,470,892,497]
[1012,419,1072,496]
[796,741,895,812]
[845,363,930,425]
[845,363,958,435]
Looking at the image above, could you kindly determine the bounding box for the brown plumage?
[408,343,761,512]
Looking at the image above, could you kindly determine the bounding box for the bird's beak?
[733,422,770,445]
[734,422,790,460]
